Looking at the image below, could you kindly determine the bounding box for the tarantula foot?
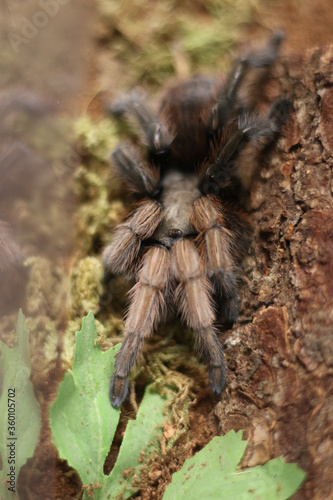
[208,365,226,395]
[109,374,129,408]
[245,31,284,68]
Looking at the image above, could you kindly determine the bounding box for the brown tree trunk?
[216,46,333,500]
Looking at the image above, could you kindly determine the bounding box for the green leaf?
[102,386,167,499]
[163,430,306,500]
[50,312,170,500]
[50,312,121,492]
[0,310,41,500]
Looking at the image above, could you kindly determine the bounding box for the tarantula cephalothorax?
[103,33,290,408]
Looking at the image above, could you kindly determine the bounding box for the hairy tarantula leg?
[208,32,284,134]
[199,118,251,193]
[112,144,160,196]
[200,97,291,194]
[232,97,291,191]
[103,199,163,276]
[240,98,291,145]
[109,90,172,157]
[267,97,291,133]
[171,239,226,394]
[110,246,170,407]
[207,59,249,135]
[196,328,226,394]
[191,196,240,323]
[245,31,284,69]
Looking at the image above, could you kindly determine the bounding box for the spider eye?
[168,228,183,239]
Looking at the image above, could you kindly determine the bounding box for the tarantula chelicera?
[103,33,290,408]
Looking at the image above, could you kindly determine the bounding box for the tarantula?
[103,33,290,408]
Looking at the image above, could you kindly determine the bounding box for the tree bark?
[216,46,333,500]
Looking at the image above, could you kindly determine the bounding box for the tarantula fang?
[103,32,291,408]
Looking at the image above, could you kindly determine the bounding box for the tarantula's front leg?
[112,144,160,196]
[171,239,226,394]
[200,96,290,194]
[191,196,240,323]
[110,246,170,407]
[207,32,284,135]
[109,91,173,158]
[207,59,249,135]
[103,199,163,276]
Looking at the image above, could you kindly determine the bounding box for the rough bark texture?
[217,46,333,500]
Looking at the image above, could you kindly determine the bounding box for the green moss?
[14,257,66,396]
[0,315,18,348]
[97,0,267,87]
[180,19,236,68]
[144,325,209,444]
[75,116,118,164]
[69,257,104,317]
[25,315,59,390]
[24,257,63,319]
[73,166,113,254]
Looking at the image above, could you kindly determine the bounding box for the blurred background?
[0,0,94,315]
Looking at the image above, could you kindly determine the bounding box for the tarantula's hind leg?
[109,333,139,407]
[196,328,226,394]
[171,239,226,395]
[110,246,170,407]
